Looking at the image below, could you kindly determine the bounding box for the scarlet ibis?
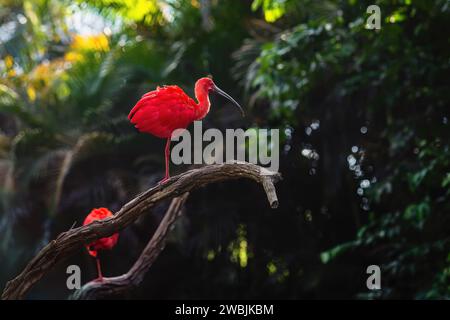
[83,208,119,280]
[128,77,244,182]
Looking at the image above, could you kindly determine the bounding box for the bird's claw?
[158,177,170,185]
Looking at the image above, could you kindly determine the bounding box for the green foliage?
[252,0,289,22]
[242,0,450,298]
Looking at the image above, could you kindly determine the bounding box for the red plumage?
[83,208,119,258]
[128,85,197,138]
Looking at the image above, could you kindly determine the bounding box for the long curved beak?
[213,85,245,117]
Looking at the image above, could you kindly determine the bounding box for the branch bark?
[71,193,190,300]
[2,163,280,300]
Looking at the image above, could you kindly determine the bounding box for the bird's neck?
[194,84,210,120]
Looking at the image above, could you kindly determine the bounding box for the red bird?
[83,208,119,280]
[128,77,244,182]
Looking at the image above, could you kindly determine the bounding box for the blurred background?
[0,0,449,299]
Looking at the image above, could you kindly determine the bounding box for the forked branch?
[71,193,189,299]
[2,163,280,300]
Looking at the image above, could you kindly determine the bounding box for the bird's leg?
[161,137,171,183]
[96,257,103,281]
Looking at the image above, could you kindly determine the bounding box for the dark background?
[0,0,448,299]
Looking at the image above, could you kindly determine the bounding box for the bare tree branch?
[70,193,189,300]
[2,163,280,300]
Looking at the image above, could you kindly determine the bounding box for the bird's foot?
[158,177,170,185]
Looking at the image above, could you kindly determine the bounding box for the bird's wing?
[128,85,197,138]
